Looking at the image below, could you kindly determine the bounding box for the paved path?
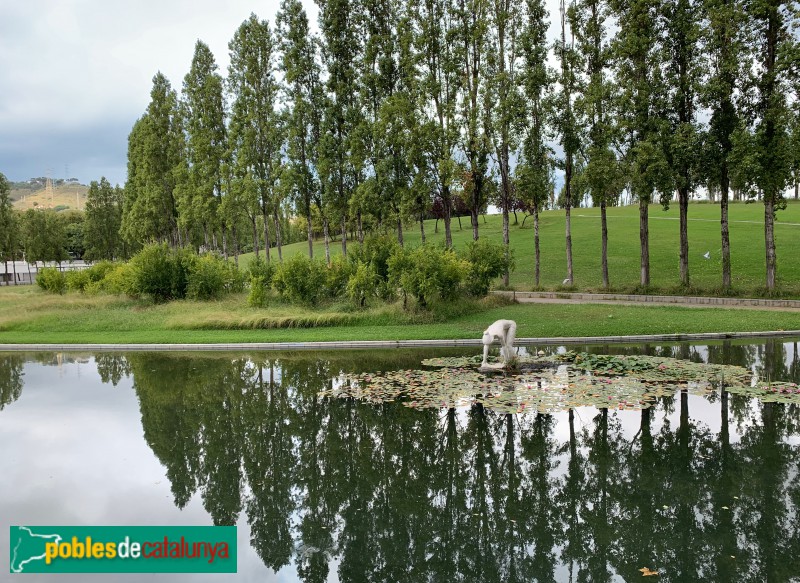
[494,290,800,311]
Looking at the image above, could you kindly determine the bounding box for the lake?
[1,339,799,582]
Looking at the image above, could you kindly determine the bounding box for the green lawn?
[238,200,800,296]
[2,284,800,344]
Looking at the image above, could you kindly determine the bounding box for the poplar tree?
[277,0,323,258]
[611,0,671,287]
[415,0,461,248]
[554,0,581,284]
[316,0,360,260]
[488,0,523,285]
[0,173,18,284]
[745,0,797,290]
[228,14,285,261]
[571,0,621,288]
[662,0,702,287]
[455,0,492,240]
[84,177,123,260]
[518,0,553,288]
[181,40,227,251]
[122,73,182,248]
[700,0,747,290]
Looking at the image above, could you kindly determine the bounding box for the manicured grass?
[238,201,800,296]
[2,284,800,344]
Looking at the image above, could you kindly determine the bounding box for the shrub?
[388,244,467,308]
[347,262,379,307]
[101,263,135,295]
[37,267,66,294]
[460,239,514,297]
[326,256,352,298]
[247,256,275,287]
[65,269,91,292]
[128,243,181,302]
[86,261,116,283]
[272,254,328,305]
[187,254,228,300]
[247,275,270,308]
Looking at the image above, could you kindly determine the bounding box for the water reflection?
[1,340,799,582]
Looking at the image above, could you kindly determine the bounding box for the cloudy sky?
[0,0,565,189]
[0,0,314,187]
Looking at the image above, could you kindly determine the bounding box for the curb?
[493,290,800,309]
[1,330,798,352]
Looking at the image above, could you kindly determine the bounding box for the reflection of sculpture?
[481,319,517,367]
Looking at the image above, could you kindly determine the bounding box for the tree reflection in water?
[124,344,800,582]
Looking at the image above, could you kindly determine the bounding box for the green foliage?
[36,267,66,294]
[247,276,271,308]
[272,254,328,305]
[0,172,19,263]
[325,256,352,299]
[65,269,91,293]
[186,255,227,300]
[128,243,185,302]
[388,244,467,308]
[84,177,124,260]
[99,263,135,296]
[86,261,117,283]
[346,262,379,307]
[247,256,276,287]
[460,239,515,296]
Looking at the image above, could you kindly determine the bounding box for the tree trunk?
[340,215,347,257]
[221,225,228,260]
[307,209,314,258]
[721,166,731,290]
[12,258,17,285]
[263,211,271,262]
[534,205,540,288]
[252,216,260,259]
[679,186,690,286]
[397,217,404,247]
[565,202,573,285]
[443,187,453,248]
[274,211,283,262]
[471,209,479,241]
[232,224,239,267]
[640,199,650,286]
[502,203,510,287]
[420,213,426,243]
[357,211,364,244]
[601,200,609,288]
[3,260,6,286]
[765,196,776,290]
[323,216,331,265]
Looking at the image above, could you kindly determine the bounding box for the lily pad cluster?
[317,352,798,414]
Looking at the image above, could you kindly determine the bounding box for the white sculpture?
[481,319,517,368]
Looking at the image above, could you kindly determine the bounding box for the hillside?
[11,183,89,211]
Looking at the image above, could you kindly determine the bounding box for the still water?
[1,340,799,582]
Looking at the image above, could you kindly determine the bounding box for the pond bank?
[2,329,799,351]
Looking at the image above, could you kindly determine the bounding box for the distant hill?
[12,183,89,211]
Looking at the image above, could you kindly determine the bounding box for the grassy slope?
[11,184,89,211]
[238,201,800,296]
[2,285,800,344]
[3,201,800,344]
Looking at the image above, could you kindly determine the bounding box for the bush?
[247,256,275,287]
[86,260,117,283]
[347,262,379,307]
[187,255,228,300]
[460,239,514,297]
[128,243,181,302]
[247,275,270,308]
[326,256,352,298]
[272,254,328,305]
[65,269,91,292]
[100,263,135,295]
[388,244,467,308]
[37,267,66,294]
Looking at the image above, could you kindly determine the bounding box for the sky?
[0,0,308,187]
[0,0,565,190]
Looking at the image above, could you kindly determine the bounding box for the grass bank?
[237,201,800,297]
[2,285,799,344]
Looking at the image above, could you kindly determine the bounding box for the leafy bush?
[326,256,352,298]
[128,243,182,302]
[349,235,399,299]
[247,276,270,308]
[86,261,117,283]
[65,269,91,292]
[460,239,514,297]
[272,254,328,305]
[37,267,66,294]
[187,255,228,300]
[100,263,135,295]
[247,256,276,287]
[388,244,467,308]
[347,262,379,307]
